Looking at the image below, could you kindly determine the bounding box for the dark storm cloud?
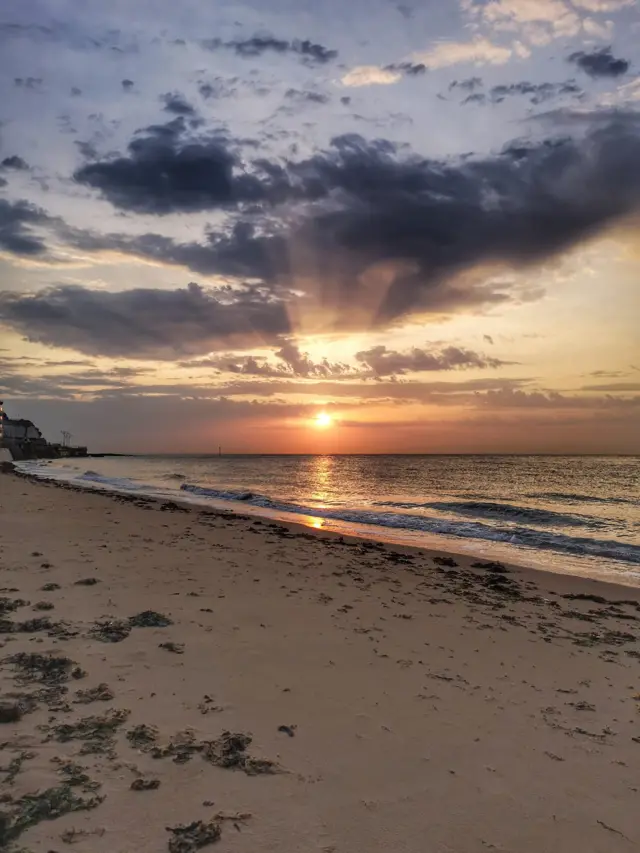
[0,156,29,171]
[15,115,640,329]
[355,345,508,376]
[0,198,50,256]
[73,118,266,214]
[161,92,198,116]
[61,116,640,325]
[121,79,134,90]
[0,282,291,359]
[568,47,629,79]
[203,35,337,65]
[140,121,640,323]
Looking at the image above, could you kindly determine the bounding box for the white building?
[0,402,44,443]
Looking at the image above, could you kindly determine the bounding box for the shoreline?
[10,462,640,591]
[1,470,639,852]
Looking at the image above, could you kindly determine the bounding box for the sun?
[314,411,333,429]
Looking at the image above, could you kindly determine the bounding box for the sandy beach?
[1,469,639,853]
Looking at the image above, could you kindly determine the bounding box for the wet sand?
[1,469,639,852]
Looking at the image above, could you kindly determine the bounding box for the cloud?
[160,92,198,116]
[476,80,582,105]
[355,345,509,376]
[341,66,403,87]
[73,118,266,214]
[571,0,635,10]
[414,37,513,69]
[568,47,630,78]
[0,199,51,256]
[463,0,581,43]
[479,387,640,409]
[449,77,483,92]
[284,89,330,105]
[14,76,43,89]
[203,35,337,65]
[0,282,291,359]
[121,79,134,90]
[384,61,427,76]
[191,341,352,379]
[350,38,515,88]
[1,155,29,171]
[60,117,640,328]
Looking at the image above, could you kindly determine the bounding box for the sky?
[0,0,639,454]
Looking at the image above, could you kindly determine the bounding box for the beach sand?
[0,470,639,852]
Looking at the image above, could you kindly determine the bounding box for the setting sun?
[314,411,333,429]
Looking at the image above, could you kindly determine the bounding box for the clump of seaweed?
[0,786,104,848]
[74,577,100,586]
[88,619,131,643]
[40,583,61,592]
[51,758,102,793]
[0,703,22,724]
[159,642,184,654]
[125,726,278,774]
[126,723,160,750]
[166,819,221,852]
[33,601,55,611]
[203,731,277,776]
[1,751,35,784]
[74,683,115,704]
[0,598,28,616]
[3,653,85,686]
[150,730,203,764]
[131,778,160,791]
[50,708,130,757]
[0,616,77,639]
[129,611,173,628]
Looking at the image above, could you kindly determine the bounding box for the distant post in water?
[0,400,4,446]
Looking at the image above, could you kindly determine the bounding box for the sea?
[15,454,640,586]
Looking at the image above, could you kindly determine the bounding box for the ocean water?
[15,454,640,585]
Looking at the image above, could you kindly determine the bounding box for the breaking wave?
[178,483,640,566]
[374,499,606,529]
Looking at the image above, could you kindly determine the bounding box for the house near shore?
[0,400,87,459]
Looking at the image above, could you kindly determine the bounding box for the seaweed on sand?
[130,778,160,791]
[0,598,28,616]
[0,785,103,848]
[52,758,102,793]
[50,708,130,757]
[126,726,279,774]
[73,683,115,704]
[203,731,278,776]
[166,820,221,852]
[3,653,85,686]
[126,723,160,750]
[128,611,173,628]
[88,619,131,643]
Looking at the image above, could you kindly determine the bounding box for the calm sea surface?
[17,455,640,585]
